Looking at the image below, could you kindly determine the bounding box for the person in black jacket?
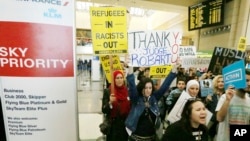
[162,98,208,141]
[0,97,6,141]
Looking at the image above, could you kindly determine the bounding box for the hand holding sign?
[125,55,134,75]
[225,86,235,101]
[171,57,181,73]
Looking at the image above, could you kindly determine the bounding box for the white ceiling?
[78,0,203,34]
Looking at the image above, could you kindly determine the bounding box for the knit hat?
[186,79,199,91]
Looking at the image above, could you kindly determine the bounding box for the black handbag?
[99,118,111,135]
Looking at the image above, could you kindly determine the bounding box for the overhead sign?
[90,7,128,55]
[188,0,224,31]
[222,59,246,89]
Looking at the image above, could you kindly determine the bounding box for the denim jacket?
[125,72,176,132]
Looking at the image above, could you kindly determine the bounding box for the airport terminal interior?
[1,0,250,141]
[77,0,188,139]
[76,0,250,140]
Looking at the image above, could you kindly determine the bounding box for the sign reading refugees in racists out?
[179,46,197,58]
[100,55,122,83]
[128,30,182,67]
[90,7,128,55]
[149,65,172,79]
[207,47,247,75]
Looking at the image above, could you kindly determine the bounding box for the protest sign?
[222,59,246,89]
[128,30,182,67]
[149,65,172,79]
[100,55,122,83]
[181,58,211,69]
[179,46,197,58]
[207,47,246,75]
[90,7,128,55]
[199,79,213,97]
[167,91,212,125]
[237,37,246,52]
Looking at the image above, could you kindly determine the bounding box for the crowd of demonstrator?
[101,63,250,141]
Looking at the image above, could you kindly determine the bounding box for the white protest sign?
[179,46,197,58]
[167,91,212,125]
[181,58,211,68]
[128,30,182,67]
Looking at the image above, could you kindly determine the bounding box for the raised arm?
[216,87,235,122]
[154,66,177,100]
[126,66,139,102]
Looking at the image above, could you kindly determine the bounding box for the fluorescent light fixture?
[76,1,154,17]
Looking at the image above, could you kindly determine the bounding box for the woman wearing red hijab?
[102,70,131,141]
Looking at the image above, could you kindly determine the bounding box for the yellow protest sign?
[150,65,172,79]
[237,37,246,51]
[100,55,122,83]
[90,7,128,55]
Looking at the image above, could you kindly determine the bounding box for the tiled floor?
[77,71,105,141]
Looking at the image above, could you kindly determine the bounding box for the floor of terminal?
[78,71,105,141]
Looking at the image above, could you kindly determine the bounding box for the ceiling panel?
[77,0,204,35]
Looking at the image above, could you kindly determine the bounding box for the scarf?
[110,70,130,118]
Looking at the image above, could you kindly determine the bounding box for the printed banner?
[207,47,246,75]
[0,1,77,141]
[90,7,128,55]
[149,65,172,79]
[128,30,182,67]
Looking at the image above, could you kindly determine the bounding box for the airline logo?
[16,0,69,6]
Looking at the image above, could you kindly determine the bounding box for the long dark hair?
[136,77,155,96]
[180,98,207,133]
